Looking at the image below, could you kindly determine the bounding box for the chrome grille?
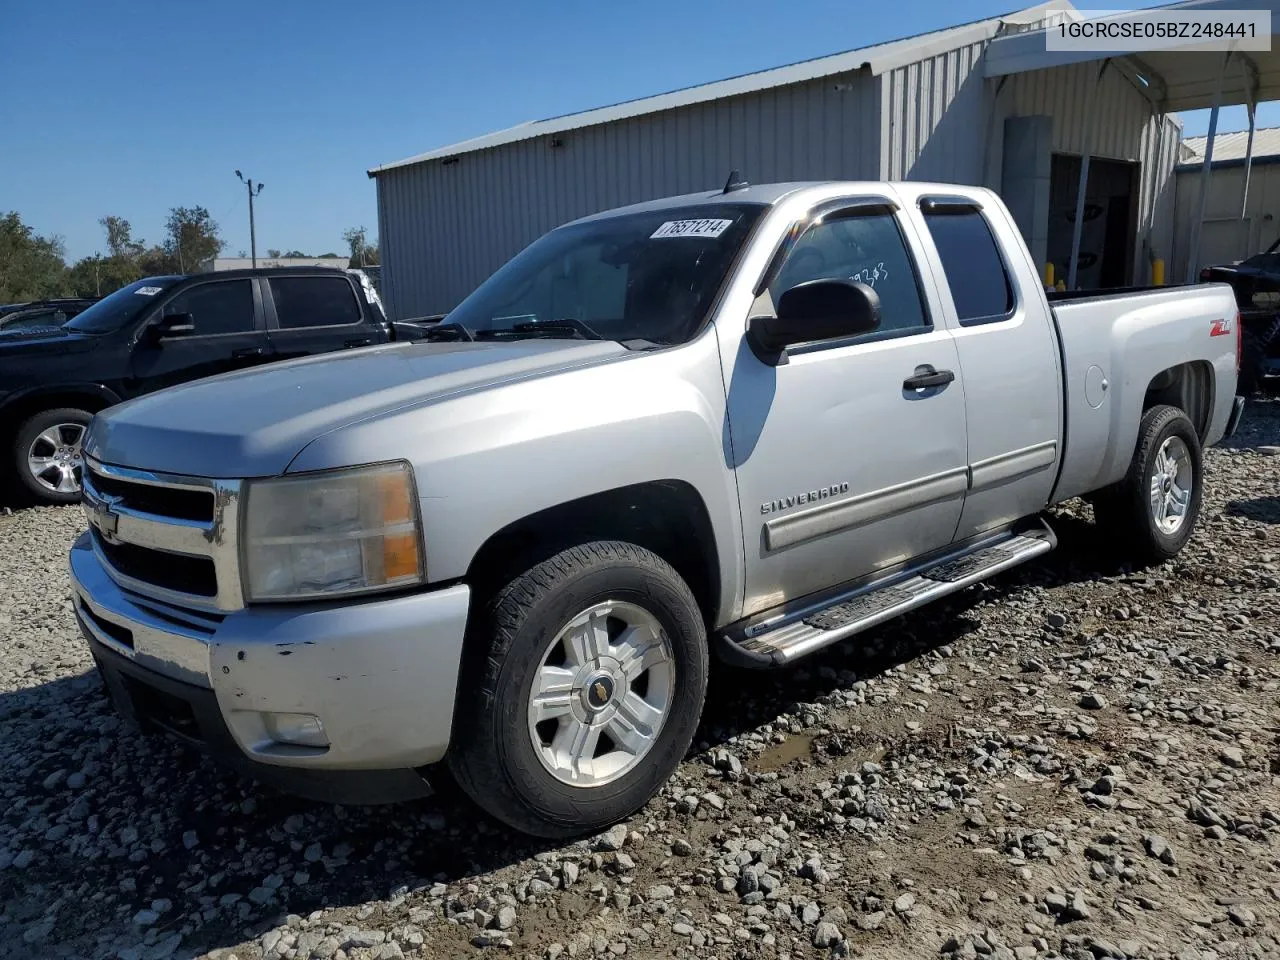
[82,458,244,611]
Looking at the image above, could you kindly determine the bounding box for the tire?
[1092,404,1203,565]
[13,407,92,505]
[448,541,709,838]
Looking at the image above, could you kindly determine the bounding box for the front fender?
[288,334,745,625]
[0,382,123,419]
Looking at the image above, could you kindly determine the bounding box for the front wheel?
[448,541,708,838]
[13,408,92,504]
[1093,404,1203,565]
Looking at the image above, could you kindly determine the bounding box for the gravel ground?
[2,400,1278,960]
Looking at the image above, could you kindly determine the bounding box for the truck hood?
[86,339,626,477]
[0,326,94,354]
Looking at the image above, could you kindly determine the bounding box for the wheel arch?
[0,384,121,437]
[465,480,722,627]
[1142,361,1213,439]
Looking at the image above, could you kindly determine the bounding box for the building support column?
[1240,97,1256,218]
[1068,59,1109,290]
[1187,50,1233,283]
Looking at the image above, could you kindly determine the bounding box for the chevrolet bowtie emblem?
[85,492,123,540]
[593,681,608,702]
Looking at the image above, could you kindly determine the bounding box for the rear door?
[128,278,272,396]
[905,190,1063,540]
[262,273,373,361]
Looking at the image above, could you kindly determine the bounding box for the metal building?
[369,0,1181,320]
[1172,128,1280,280]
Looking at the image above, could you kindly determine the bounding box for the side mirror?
[747,279,881,364]
[149,312,195,342]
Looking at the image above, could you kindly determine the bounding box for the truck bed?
[1048,283,1239,504]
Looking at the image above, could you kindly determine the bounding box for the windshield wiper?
[422,320,475,342]
[478,318,605,341]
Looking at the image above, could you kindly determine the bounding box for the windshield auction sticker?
[134,286,163,296]
[651,219,733,239]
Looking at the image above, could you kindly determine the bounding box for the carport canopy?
[983,0,1280,284]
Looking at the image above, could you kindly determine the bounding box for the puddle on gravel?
[752,733,815,771]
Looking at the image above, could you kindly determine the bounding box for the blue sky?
[3,0,1270,263]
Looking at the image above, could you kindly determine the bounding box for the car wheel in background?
[13,408,91,505]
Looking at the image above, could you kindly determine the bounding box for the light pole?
[235,170,265,268]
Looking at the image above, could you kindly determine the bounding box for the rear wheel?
[448,541,708,838]
[13,408,91,504]
[1093,404,1203,565]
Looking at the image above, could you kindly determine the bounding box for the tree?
[342,226,378,268]
[164,206,223,273]
[282,249,308,258]
[100,216,143,259]
[0,211,69,302]
[266,249,282,259]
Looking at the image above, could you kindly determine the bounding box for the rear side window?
[166,280,255,335]
[270,277,361,329]
[922,209,1014,323]
[769,212,928,336]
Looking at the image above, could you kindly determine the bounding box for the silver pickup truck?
[69,180,1245,837]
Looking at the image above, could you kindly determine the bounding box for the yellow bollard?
[1044,262,1055,287]
[1152,258,1165,286]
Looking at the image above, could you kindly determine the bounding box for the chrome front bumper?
[69,532,470,776]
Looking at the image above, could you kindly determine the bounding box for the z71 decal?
[1209,317,1233,337]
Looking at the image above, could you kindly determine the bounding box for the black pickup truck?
[1200,244,1280,394]
[0,267,390,504]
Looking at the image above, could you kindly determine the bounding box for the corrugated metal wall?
[1171,160,1280,281]
[878,40,990,184]
[376,69,880,320]
[376,30,1188,315]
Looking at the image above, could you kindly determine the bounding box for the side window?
[921,209,1014,323]
[269,277,362,329]
[165,280,255,336]
[769,212,928,336]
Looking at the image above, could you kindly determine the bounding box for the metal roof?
[368,1,1071,177]
[1181,127,1280,164]
[984,0,1280,112]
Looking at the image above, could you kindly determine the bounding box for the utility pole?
[235,170,265,268]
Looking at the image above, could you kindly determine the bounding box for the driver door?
[128,278,272,396]
[721,198,969,617]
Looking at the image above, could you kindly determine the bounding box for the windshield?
[66,277,183,334]
[446,203,765,345]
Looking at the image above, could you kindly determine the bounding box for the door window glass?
[922,210,1014,323]
[770,212,928,336]
[164,280,255,336]
[269,277,361,329]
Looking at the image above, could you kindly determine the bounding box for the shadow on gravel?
[1226,495,1280,524]
[0,502,1159,957]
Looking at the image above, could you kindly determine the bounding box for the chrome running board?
[718,521,1056,667]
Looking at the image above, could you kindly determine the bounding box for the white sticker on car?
[650,218,733,239]
[134,286,163,296]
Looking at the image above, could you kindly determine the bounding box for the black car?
[1200,242,1280,394]
[0,298,99,333]
[0,268,392,504]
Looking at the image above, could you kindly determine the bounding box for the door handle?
[233,347,265,358]
[903,367,955,390]
[345,338,372,348]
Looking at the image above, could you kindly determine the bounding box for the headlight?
[242,461,424,601]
